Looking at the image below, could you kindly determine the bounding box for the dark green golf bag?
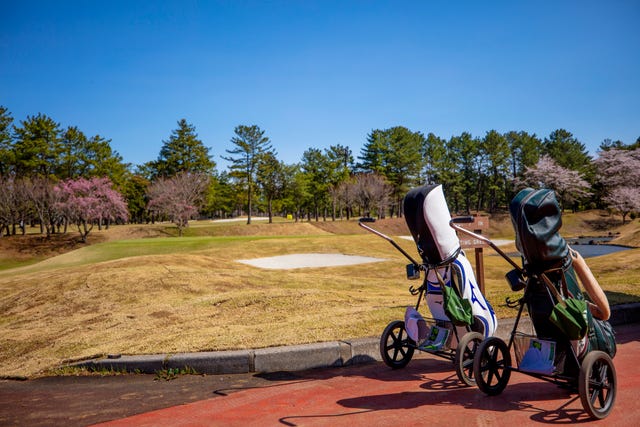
[509,188,616,365]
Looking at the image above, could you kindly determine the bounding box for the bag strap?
[560,270,575,298]
[540,273,567,308]
[433,267,447,290]
[433,265,465,299]
[546,265,577,299]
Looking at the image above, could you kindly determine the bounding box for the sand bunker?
[237,253,386,270]
[213,217,269,223]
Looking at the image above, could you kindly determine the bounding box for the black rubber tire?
[473,336,512,396]
[379,320,415,369]
[455,332,484,386]
[579,350,616,420]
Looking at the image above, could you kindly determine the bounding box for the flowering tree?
[603,187,640,224]
[147,172,210,236]
[594,148,640,188]
[55,177,129,242]
[516,155,591,210]
[594,148,640,223]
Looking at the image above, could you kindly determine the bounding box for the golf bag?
[404,184,497,337]
[509,188,616,360]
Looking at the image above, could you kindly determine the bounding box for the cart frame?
[450,220,617,420]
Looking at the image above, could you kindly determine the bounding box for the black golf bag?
[509,188,616,367]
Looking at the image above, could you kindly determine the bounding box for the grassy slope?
[0,214,638,378]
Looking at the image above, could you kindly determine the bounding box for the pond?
[566,236,632,258]
[569,243,632,259]
[498,236,633,259]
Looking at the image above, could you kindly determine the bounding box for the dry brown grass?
[0,228,416,377]
[610,220,640,247]
[0,214,638,378]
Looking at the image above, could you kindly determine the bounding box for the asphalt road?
[2,322,638,427]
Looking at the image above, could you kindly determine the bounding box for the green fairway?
[6,235,272,273]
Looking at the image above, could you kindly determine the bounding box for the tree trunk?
[80,221,89,243]
[247,182,252,225]
[331,197,336,221]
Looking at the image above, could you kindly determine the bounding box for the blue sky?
[1,1,638,170]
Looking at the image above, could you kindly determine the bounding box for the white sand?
[237,253,386,270]
[212,217,269,223]
[238,237,513,270]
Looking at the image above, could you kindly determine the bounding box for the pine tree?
[152,119,215,177]
[12,113,61,178]
[222,125,274,224]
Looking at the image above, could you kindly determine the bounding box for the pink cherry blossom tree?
[603,186,640,225]
[594,148,640,223]
[594,148,640,188]
[146,172,210,236]
[55,177,129,242]
[516,155,591,210]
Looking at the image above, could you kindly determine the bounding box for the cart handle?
[358,221,421,267]
[449,218,523,272]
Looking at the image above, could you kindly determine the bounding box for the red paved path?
[94,323,640,426]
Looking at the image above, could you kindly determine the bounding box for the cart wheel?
[579,350,616,420]
[473,336,511,396]
[380,320,415,369]
[455,332,484,386]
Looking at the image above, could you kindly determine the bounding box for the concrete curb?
[71,338,380,375]
[71,302,640,375]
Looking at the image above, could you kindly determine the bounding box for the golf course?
[1,211,638,379]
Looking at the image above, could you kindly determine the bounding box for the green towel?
[549,297,588,340]
[443,284,473,326]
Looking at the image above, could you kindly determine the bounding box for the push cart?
[450,189,617,420]
[358,184,498,386]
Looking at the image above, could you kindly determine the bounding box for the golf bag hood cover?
[404,184,460,265]
[509,188,569,272]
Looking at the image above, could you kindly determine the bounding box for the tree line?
[1,105,639,239]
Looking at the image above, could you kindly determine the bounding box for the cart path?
[93,323,639,427]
